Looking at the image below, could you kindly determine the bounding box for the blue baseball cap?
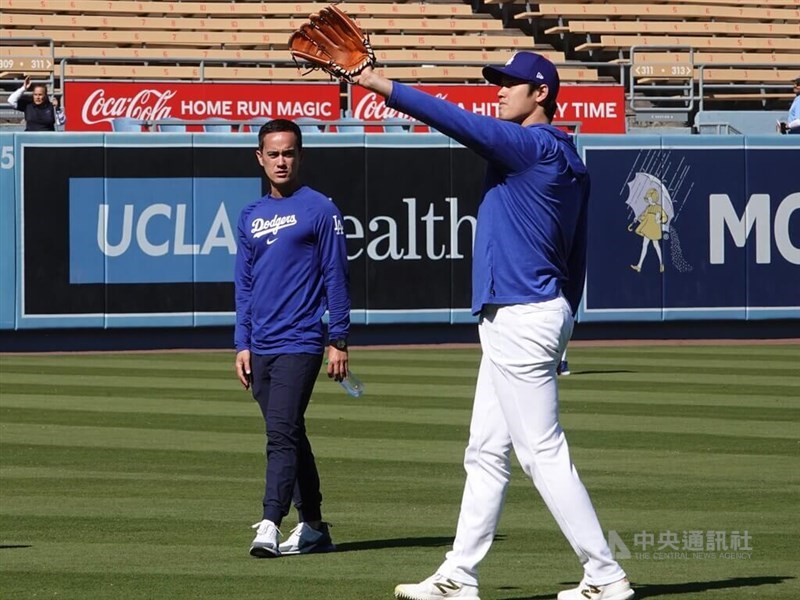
[482,52,560,102]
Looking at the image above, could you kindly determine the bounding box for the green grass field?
[1,344,798,600]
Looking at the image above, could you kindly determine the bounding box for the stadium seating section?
[1,0,798,122]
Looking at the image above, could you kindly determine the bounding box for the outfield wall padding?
[0,131,797,330]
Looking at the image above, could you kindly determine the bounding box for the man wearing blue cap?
[355,53,633,600]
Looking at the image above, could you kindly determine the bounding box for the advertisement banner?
[8,133,797,329]
[64,81,625,133]
[68,177,260,284]
[64,82,340,131]
[351,84,626,133]
[18,137,481,326]
[582,139,800,320]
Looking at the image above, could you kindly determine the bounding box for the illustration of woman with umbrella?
[629,186,669,273]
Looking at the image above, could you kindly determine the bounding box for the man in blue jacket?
[234,119,349,558]
[355,54,633,600]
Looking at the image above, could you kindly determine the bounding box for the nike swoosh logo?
[266,238,277,245]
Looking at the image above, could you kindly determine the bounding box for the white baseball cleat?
[278,522,335,555]
[557,577,634,600]
[249,519,281,558]
[395,574,480,599]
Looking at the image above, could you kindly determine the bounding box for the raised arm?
[354,67,541,173]
[355,67,393,99]
[7,79,29,109]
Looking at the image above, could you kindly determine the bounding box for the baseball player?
[354,54,633,600]
[234,119,349,558]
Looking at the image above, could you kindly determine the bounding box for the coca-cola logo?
[81,89,176,125]
[352,92,449,121]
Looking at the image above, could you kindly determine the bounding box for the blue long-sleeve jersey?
[234,185,350,354]
[788,95,800,129]
[387,83,589,316]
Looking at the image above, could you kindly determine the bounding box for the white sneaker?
[557,577,634,600]
[395,574,480,600]
[278,522,335,555]
[249,519,281,558]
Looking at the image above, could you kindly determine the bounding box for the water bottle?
[338,371,365,397]
[325,357,365,397]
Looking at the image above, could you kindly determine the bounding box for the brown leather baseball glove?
[289,4,376,82]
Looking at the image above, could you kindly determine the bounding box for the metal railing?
[113,117,584,134]
[53,53,792,105]
[695,122,744,135]
[0,49,787,130]
[57,55,627,82]
[628,45,696,118]
[0,37,56,94]
[135,117,423,132]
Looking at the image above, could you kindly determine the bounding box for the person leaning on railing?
[8,76,66,132]
[778,77,800,135]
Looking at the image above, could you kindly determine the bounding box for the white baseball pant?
[436,296,626,587]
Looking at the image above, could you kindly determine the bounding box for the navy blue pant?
[251,352,324,526]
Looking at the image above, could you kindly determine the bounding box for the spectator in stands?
[782,77,800,135]
[8,76,66,132]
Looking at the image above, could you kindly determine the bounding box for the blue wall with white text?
[0,132,797,330]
